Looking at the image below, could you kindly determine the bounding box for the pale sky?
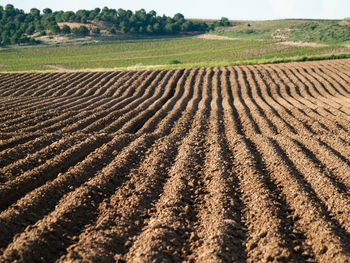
[1,0,349,20]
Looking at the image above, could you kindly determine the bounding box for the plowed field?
[0,59,350,262]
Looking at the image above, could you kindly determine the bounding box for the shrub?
[91,27,100,34]
[61,25,71,34]
[108,27,116,34]
[72,26,89,36]
[169,59,181,64]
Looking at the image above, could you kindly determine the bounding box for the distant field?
[0,36,350,72]
[212,19,350,44]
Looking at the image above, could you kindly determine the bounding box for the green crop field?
[0,36,349,72]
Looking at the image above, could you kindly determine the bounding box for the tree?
[10,32,19,44]
[43,8,52,15]
[153,23,161,33]
[5,4,16,17]
[1,31,10,45]
[25,24,35,35]
[30,8,40,18]
[220,17,230,26]
[181,21,193,31]
[49,24,60,34]
[173,13,185,22]
[62,11,75,22]
[61,24,71,34]
[165,23,174,34]
[76,9,88,22]
[89,8,100,20]
[148,10,156,17]
[146,25,153,34]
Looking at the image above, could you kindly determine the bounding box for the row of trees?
[0,4,230,46]
[55,7,209,35]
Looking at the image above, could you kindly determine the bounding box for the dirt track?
[0,59,350,262]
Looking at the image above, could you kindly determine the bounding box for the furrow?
[63,72,112,97]
[234,65,278,136]
[260,135,350,261]
[116,69,184,134]
[242,65,296,134]
[0,133,160,262]
[1,73,51,96]
[9,73,66,97]
[227,67,261,134]
[3,73,61,97]
[81,70,170,134]
[274,63,338,113]
[125,68,212,262]
[0,133,111,210]
[138,68,200,134]
[0,73,41,91]
[0,133,42,152]
[291,65,349,114]
[225,67,302,262]
[276,136,350,231]
[190,68,247,262]
[312,64,350,97]
[268,64,350,137]
[301,65,348,98]
[29,72,84,97]
[0,133,83,182]
[322,61,350,87]
[0,133,136,251]
[3,71,154,135]
[56,68,203,262]
[50,72,97,97]
[0,133,62,169]
[0,73,26,89]
[10,71,153,136]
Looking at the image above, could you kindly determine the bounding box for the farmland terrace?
[0,59,350,262]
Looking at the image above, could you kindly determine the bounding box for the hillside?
[211,19,350,44]
[1,3,350,48]
[0,4,208,47]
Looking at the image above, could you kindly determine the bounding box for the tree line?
[0,4,231,46]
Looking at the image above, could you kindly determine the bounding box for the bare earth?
[0,59,350,262]
[46,65,71,71]
[197,34,239,40]
[57,22,94,29]
[276,41,327,47]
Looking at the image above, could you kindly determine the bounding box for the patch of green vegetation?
[211,20,306,40]
[168,59,181,64]
[163,52,350,69]
[0,36,348,72]
[211,19,350,44]
[289,21,350,44]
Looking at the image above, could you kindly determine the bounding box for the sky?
[1,0,349,20]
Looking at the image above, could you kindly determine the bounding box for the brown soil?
[197,34,239,40]
[46,65,71,71]
[0,59,350,262]
[57,22,94,29]
[276,41,327,47]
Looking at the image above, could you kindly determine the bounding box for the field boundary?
[1,52,350,73]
